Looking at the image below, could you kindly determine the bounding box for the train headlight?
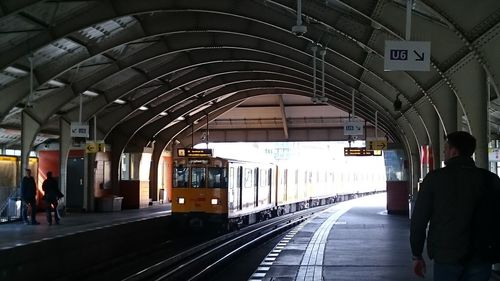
[177,197,185,204]
[211,198,219,205]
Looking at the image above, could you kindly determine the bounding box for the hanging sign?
[384,40,431,71]
[71,122,89,138]
[344,121,364,136]
[177,148,213,158]
[85,141,105,154]
[366,139,388,150]
[489,148,500,162]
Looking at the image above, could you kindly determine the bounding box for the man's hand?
[412,258,426,278]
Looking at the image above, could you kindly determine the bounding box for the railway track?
[122,206,329,281]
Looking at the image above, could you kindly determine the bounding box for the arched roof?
[0,0,499,158]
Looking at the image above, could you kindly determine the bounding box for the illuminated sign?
[344,147,382,156]
[177,148,213,158]
[188,159,209,165]
[367,139,388,150]
[85,141,105,154]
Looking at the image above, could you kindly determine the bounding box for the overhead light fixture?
[176,116,185,121]
[393,94,402,111]
[114,99,126,104]
[138,106,148,111]
[47,79,65,87]
[4,66,28,76]
[82,90,99,97]
[159,112,168,116]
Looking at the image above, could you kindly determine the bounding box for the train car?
[172,148,386,231]
[172,148,276,230]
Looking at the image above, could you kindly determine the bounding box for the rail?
[121,206,328,281]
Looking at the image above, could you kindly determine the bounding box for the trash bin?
[7,197,21,219]
[113,196,123,211]
[97,196,123,212]
[159,188,165,203]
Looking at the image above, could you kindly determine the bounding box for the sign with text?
[489,148,500,162]
[367,139,388,150]
[344,147,381,156]
[177,148,213,158]
[70,122,89,138]
[384,40,431,71]
[344,121,364,136]
[85,141,105,154]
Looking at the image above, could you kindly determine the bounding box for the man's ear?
[449,146,460,157]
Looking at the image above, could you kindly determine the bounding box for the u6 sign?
[344,121,364,136]
[384,40,431,72]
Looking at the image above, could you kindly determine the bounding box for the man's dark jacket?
[410,155,498,263]
[20,176,36,202]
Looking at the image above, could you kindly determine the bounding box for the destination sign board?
[344,147,382,156]
[177,148,213,158]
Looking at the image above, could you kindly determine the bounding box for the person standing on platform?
[20,168,40,225]
[410,131,500,280]
[42,171,63,225]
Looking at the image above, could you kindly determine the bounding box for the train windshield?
[191,167,206,188]
[208,167,228,188]
[174,166,189,188]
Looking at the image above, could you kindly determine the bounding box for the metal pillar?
[59,119,72,203]
[21,111,39,180]
[471,71,489,169]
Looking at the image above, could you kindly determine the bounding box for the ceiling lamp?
[82,90,99,97]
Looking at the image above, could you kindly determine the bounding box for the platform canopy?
[0,0,498,168]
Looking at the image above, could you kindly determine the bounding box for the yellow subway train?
[171,148,386,230]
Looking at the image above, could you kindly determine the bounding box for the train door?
[268,168,272,204]
[238,166,243,210]
[66,157,84,210]
[254,167,259,207]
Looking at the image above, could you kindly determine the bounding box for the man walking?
[410,131,500,280]
[20,168,39,225]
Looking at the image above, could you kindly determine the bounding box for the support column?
[471,71,489,169]
[59,119,71,202]
[85,153,95,212]
[430,110,440,170]
[21,111,40,179]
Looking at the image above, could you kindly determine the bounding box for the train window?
[237,166,243,188]
[268,168,272,187]
[244,168,253,188]
[191,167,206,188]
[229,167,234,189]
[208,167,227,188]
[174,166,189,188]
[260,169,267,187]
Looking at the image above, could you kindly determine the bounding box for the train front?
[172,148,229,230]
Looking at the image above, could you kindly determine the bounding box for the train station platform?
[250,193,499,281]
[0,203,172,280]
[0,203,171,250]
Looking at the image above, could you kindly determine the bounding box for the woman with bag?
[42,171,63,225]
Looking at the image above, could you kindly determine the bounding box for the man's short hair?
[446,131,476,157]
